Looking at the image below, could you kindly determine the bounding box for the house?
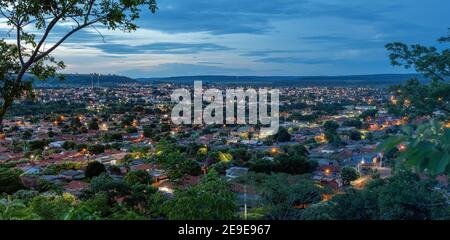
[59,170,86,180]
[64,181,90,194]
[95,152,127,165]
[22,166,41,175]
[130,163,153,171]
[148,168,168,182]
[226,167,249,180]
[49,141,65,148]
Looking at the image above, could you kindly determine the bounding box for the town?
[0,0,449,222]
[2,81,446,220]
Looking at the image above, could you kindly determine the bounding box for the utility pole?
[244,174,248,220]
[244,184,248,220]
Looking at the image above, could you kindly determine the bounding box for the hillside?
[33,74,138,87]
[137,74,425,87]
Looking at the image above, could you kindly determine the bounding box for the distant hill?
[137,74,426,87]
[33,74,138,87]
[30,73,426,88]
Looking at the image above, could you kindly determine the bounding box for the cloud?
[299,35,351,42]
[137,0,309,35]
[119,63,254,78]
[136,0,403,35]
[255,57,331,65]
[88,42,233,55]
[240,50,304,57]
[196,62,224,65]
[2,0,449,77]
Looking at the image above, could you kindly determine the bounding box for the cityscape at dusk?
[0,0,449,235]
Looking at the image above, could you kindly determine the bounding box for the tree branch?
[16,21,25,66]
[85,0,96,24]
[34,18,104,63]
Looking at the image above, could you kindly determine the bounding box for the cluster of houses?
[0,85,420,205]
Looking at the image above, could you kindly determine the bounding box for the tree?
[29,194,75,220]
[248,158,275,174]
[340,166,360,185]
[164,170,237,220]
[89,173,129,198]
[276,127,291,142]
[85,161,106,179]
[343,119,363,129]
[88,118,99,130]
[157,151,201,181]
[252,173,326,220]
[249,144,316,175]
[379,120,450,176]
[70,116,82,129]
[348,130,362,141]
[62,141,77,150]
[359,109,378,121]
[274,153,316,175]
[87,144,105,154]
[143,126,154,138]
[0,168,24,194]
[124,170,151,185]
[0,0,158,130]
[323,120,341,145]
[385,29,450,117]
[0,197,35,220]
[313,171,450,220]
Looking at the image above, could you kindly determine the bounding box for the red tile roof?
[64,181,90,191]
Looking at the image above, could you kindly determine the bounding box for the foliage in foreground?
[302,171,450,220]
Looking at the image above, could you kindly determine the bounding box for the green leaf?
[403,141,434,169]
[442,129,450,146]
[377,136,407,152]
[427,151,450,175]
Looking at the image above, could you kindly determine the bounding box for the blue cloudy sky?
[2,0,450,78]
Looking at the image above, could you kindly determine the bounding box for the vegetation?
[340,166,360,185]
[302,171,449,220]
[323,120,341,145]
[0,0,158,130]
[164,170,237,220]
[248,144,317,175]
[381,29,450,175]
[0,168,24,194]
[253,173,327,220]
[379,120,450,175]
[385,29,449,117]
[85,162,106,179]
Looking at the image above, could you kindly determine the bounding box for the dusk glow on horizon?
[1,0,449,78]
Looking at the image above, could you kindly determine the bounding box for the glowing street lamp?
[445,122,450,129]
[390,96,398,105]
[271,147,279,154]
[100,123,109,131]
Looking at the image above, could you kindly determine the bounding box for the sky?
[1,0,450,78]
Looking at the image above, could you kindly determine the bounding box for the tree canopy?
[0,0,158,129]
[164,170,238,220]
[385,29,450,117]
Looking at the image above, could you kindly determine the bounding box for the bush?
[341,166,360,185]
[85,162,106,179]
[42,162,83,175]
[124,170,151,185]
[0,168,24,194]
[87,144,106,155]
